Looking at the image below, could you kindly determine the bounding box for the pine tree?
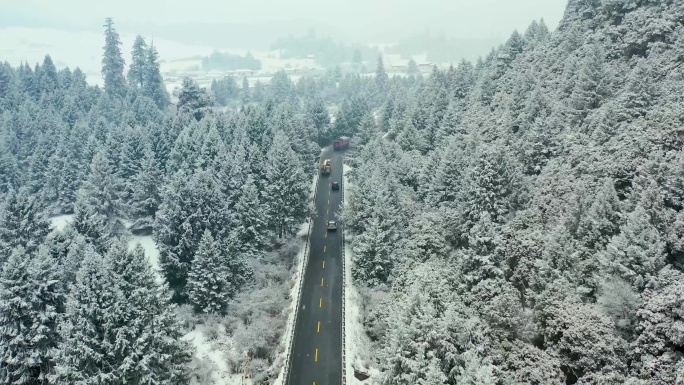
[603,205,666,291]
[0,247,64,385]
[107,242,192,383]
[265,131,310,238]
[81,149,124,222]
[71,191,110,254]
[375,54,388,98]
[177,77,213,120]
[233,175,268,254]
[571,44,608,120]
[52,249,128,384]
[101,18,127,98]
[241,76,250,105]
[186,230,228,314]
[143,42,170,109]
[127,35,147,88]
[130,147,163,220]
[0,187,50,260]
[356,111,378,147]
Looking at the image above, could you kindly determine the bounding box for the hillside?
[344,1,684,384]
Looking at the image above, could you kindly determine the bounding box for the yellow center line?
[327,208,329,215]
[315,348,318,362]
[320,298,322,307]
[321,277,324,286]
[323,261,325,268]
[328,199,329,205]
[325,232,328,238]
[317,321,320,332]
[324,245,326,253]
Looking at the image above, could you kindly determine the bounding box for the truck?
[333,136,351,150]
[321,159,331,175]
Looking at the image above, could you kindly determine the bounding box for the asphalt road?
[287,146,344,385]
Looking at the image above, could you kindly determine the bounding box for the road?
[287,146,344,385]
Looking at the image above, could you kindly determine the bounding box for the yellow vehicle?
[321,159,331,175]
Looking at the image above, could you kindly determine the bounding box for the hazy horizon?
[2,0,568,48]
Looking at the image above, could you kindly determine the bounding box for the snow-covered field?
[49,214,74,232]
[343,164,379,384]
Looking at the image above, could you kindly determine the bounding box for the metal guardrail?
[282,169,319,385]
[341,159,347,385]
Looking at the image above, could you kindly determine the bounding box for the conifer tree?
[101,18,127,98]
[0,187,50,260]
[233,175,268,254]
[127,35,147,88]
[265,131,310,238]
[186,230,228,314]
[0,247,64,385]
[52,249,127,383]
[143,42,170,109]
[130,147,163,220]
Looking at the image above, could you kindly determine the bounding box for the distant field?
[0,26,432,94]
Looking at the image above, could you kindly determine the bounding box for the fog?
[3,0,567,47]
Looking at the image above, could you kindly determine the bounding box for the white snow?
[184,326,245,385]
[127,235,164,284]
[49,214,74,232]
[343,164,379,384]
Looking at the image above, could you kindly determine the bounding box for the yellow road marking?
[327,208,329,215]
[328,199,329,205]
[325,232,327,238]
[324,246,326,253]
[323,261,325,268]
[317,321,320,332]
[321,278,324,286]
[315,348,318,362]
[320,298,322,307]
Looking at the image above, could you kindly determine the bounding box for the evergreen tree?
[375,54,389,98]
[241,76,250,105]
[130,147,163,220]
[407,59,418,75]
[52,249,127,384]
[127,35,147,88]
[232,175,268,254]
[0,247,64,385]
[101,18,127,98]
[177,77,213,121]
[107,242,192,383]
[143,42,170,109]
[264,131,310,238]
[186,230,228,314]
[81,149,124,222]
[0,187,50,260]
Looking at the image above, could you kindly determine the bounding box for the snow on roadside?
[343,164,380,384]
[127,235,164,284]
[49,214,74,232]
[272,172,319,385]
[184,326,243,385]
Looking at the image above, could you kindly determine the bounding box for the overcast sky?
[3,0,568,42]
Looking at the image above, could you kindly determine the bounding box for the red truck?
[333,136,350,150]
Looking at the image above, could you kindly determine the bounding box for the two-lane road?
[287,147,344,385]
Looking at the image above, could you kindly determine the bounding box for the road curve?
[287,147,344,385]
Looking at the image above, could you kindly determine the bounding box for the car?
[331,181,340,190]
[326,221,337,231]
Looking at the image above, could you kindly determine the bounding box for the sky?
[2,0,569,44]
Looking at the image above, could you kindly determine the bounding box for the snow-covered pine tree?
[0,247,64,384]
[101,18,127,99]
[186,230,228,314]
[52,248,128,383]
[233,175,268,254]
[127,35,147,89]
[265,131,310,238]
[143,42,170,109]
[0,187,50,260]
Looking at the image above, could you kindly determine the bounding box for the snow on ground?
[184,326,244,385]
[343,164,380,384]
[49,214,74,232]
[127,235,164,284]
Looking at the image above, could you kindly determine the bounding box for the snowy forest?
[2,0,684,384]
[343,1,684,384]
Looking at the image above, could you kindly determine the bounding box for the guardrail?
[341,158,347,385]
[282,167,319,385]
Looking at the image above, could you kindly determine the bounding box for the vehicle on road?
[326,220,337,230]
[333,136,350,150]
[321,159,331,175]
[331,181,340,190]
